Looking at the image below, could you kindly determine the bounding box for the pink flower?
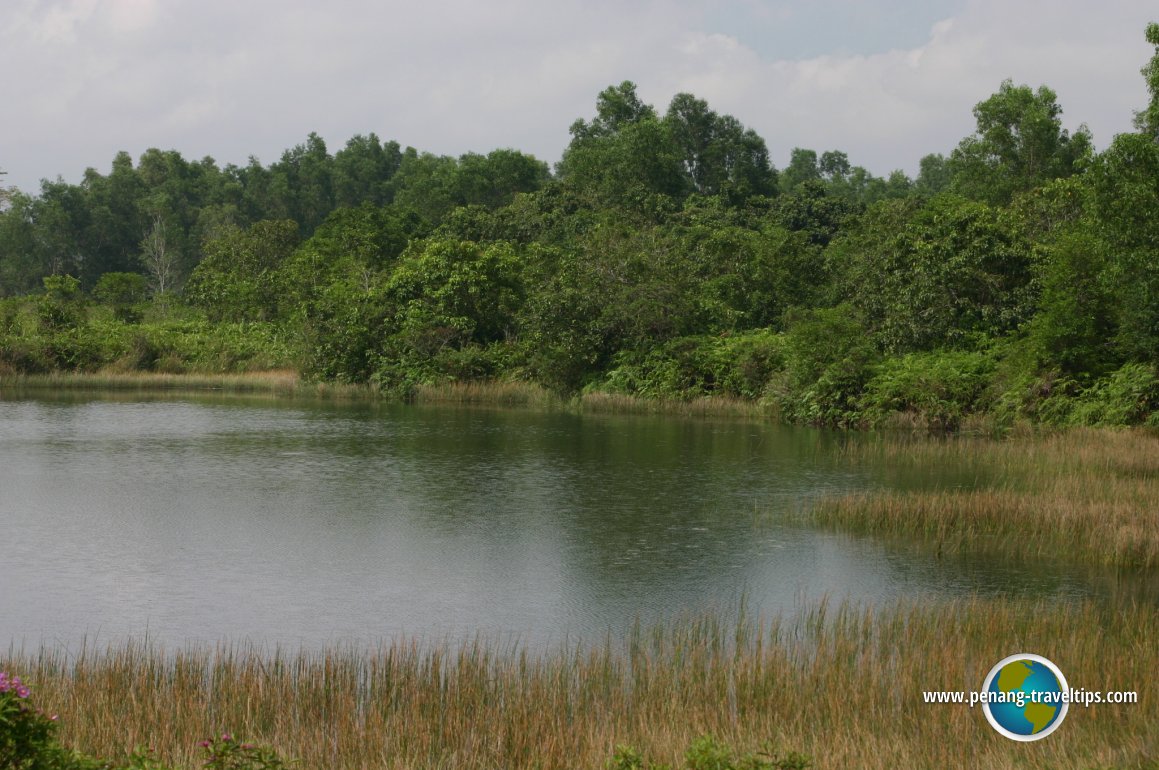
[15,686,30,698]
[198,740,211,748]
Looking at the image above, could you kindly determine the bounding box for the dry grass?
[0,370,374,400]
[811,427,1159,568]
[1,372,780,420]
[4,598,1155,770]
[410,381,778,419]
[411,380,558,408]
[577,391,777,419]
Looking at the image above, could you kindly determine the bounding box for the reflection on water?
[0,393,1150,649]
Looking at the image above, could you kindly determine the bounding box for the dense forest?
[2,23,1158,429]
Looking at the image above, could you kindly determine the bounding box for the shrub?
[93,273,147,324]
[1069,362,1159,426]
[861,349,997,431]
[777,305,876,426]
[37,276,85,333]
[600,331,785,401]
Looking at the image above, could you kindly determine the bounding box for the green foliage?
[0,315,294,376]
[665,93,777,200]
[831,194,1032,353]
[1025,230,1116,376]
[861,349,997,430]
[949,80,1091,206]
[601,331,785,400]
[93,272,147,323]
[390,148,550,223]
[609,736,811,770]
[186,220,299,322]
[768,182,861,247]
[0,672,67,770]
[199,734,293,770]
[333,133,401,208]
[778,305,877,426]
[1062,363,1159,426]
[368,239,525,391]
[1133,22,1159,139]
[1087,133,1159,361]
[37,275,85,332]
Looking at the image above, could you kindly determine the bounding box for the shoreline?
[0,370,780,419]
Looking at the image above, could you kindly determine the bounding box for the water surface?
[0,392,1142,649]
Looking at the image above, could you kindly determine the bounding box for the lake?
[0,392,1141,650]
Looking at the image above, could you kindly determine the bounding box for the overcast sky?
[2,0,1155,194]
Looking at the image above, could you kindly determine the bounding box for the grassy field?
[4,597,1155,770]
[810,427,1159,568]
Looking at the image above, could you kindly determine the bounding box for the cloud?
[0,0,1154,193]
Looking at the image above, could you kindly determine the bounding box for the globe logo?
[981,653,1069,741]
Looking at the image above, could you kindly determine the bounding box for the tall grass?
[811,427,1159,568]
[577,391,777,419]
[0,370,372,400]
[411,380,558,408]
[4,598,1154,770]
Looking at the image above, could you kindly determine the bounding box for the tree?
[1133,22,1159,140]
[830,194,1033,353]
[453,149,551,209]
[779,148,821,193]
[333,133,402,208]
[1088,132,1159,360]
[94,271,147,322]
[949,80,1092,205]
[139,215,180,297]
[664,93,777,199]
[185,220,299,321]
[915,153,951,196]
[267,133,334,233]
[568,81,656,141]
[558,83,688,210]
[819,151,851,182]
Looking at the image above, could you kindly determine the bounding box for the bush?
[861,349,997,431]
[37,276,85,333]
[93,273,147,324]
[777,305,877,426]
[1069,362,1159,426]
[601,331,785,400]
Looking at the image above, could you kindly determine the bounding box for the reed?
[411,380,558,408]
[4,598,1154,770]
[0,370,373,400]
[576,391,776,419]
[811,427,1159,567]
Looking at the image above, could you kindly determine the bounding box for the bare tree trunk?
[141,215,179,299]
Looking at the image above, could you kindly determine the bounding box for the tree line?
[2,22,1158,429]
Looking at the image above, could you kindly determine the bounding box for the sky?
[1,0,1155,194]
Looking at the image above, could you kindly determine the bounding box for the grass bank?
[2,371,780,419]
[809,427,1159,568]
[0,370,375,400]
[4,598,1154,770]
